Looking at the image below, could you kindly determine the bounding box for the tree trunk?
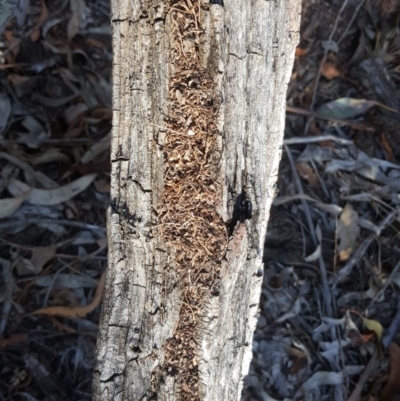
[93,1,300,400]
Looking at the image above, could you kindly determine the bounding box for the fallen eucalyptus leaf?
[7,174,97,205]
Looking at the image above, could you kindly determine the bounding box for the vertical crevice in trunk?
[157,1,227,399]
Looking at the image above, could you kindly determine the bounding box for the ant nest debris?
[155,0,228,399]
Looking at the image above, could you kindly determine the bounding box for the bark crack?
[131,179,152,193]
[229,52,247,60]
[99,371,124,383]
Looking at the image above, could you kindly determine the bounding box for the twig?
[332,211,397,287]
[284,135,353,146]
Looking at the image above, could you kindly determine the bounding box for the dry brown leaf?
[321,60,341,79]
[295,47,308,57]
[320,53,341,80]
[0,334,28,347]
[29,270,106,318]
[337,203,360,261]
[379,342,400,401]
[361,333,375,343]
[296,161,319,187]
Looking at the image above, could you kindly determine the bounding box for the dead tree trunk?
[93,1,300,400]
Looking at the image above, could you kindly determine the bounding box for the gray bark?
[93,0,301,400]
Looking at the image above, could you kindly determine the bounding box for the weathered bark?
[93,1,300,400]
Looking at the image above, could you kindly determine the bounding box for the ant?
[238,168,253,222]
[239,196,252,222]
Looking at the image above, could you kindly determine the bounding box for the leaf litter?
[0,0,111,399]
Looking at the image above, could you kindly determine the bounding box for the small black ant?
[228,168,253,235]
[239,168,253,222]
[239,197,252,222]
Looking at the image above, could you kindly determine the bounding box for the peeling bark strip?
[93,0,300,400]
[158,1,227,399]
